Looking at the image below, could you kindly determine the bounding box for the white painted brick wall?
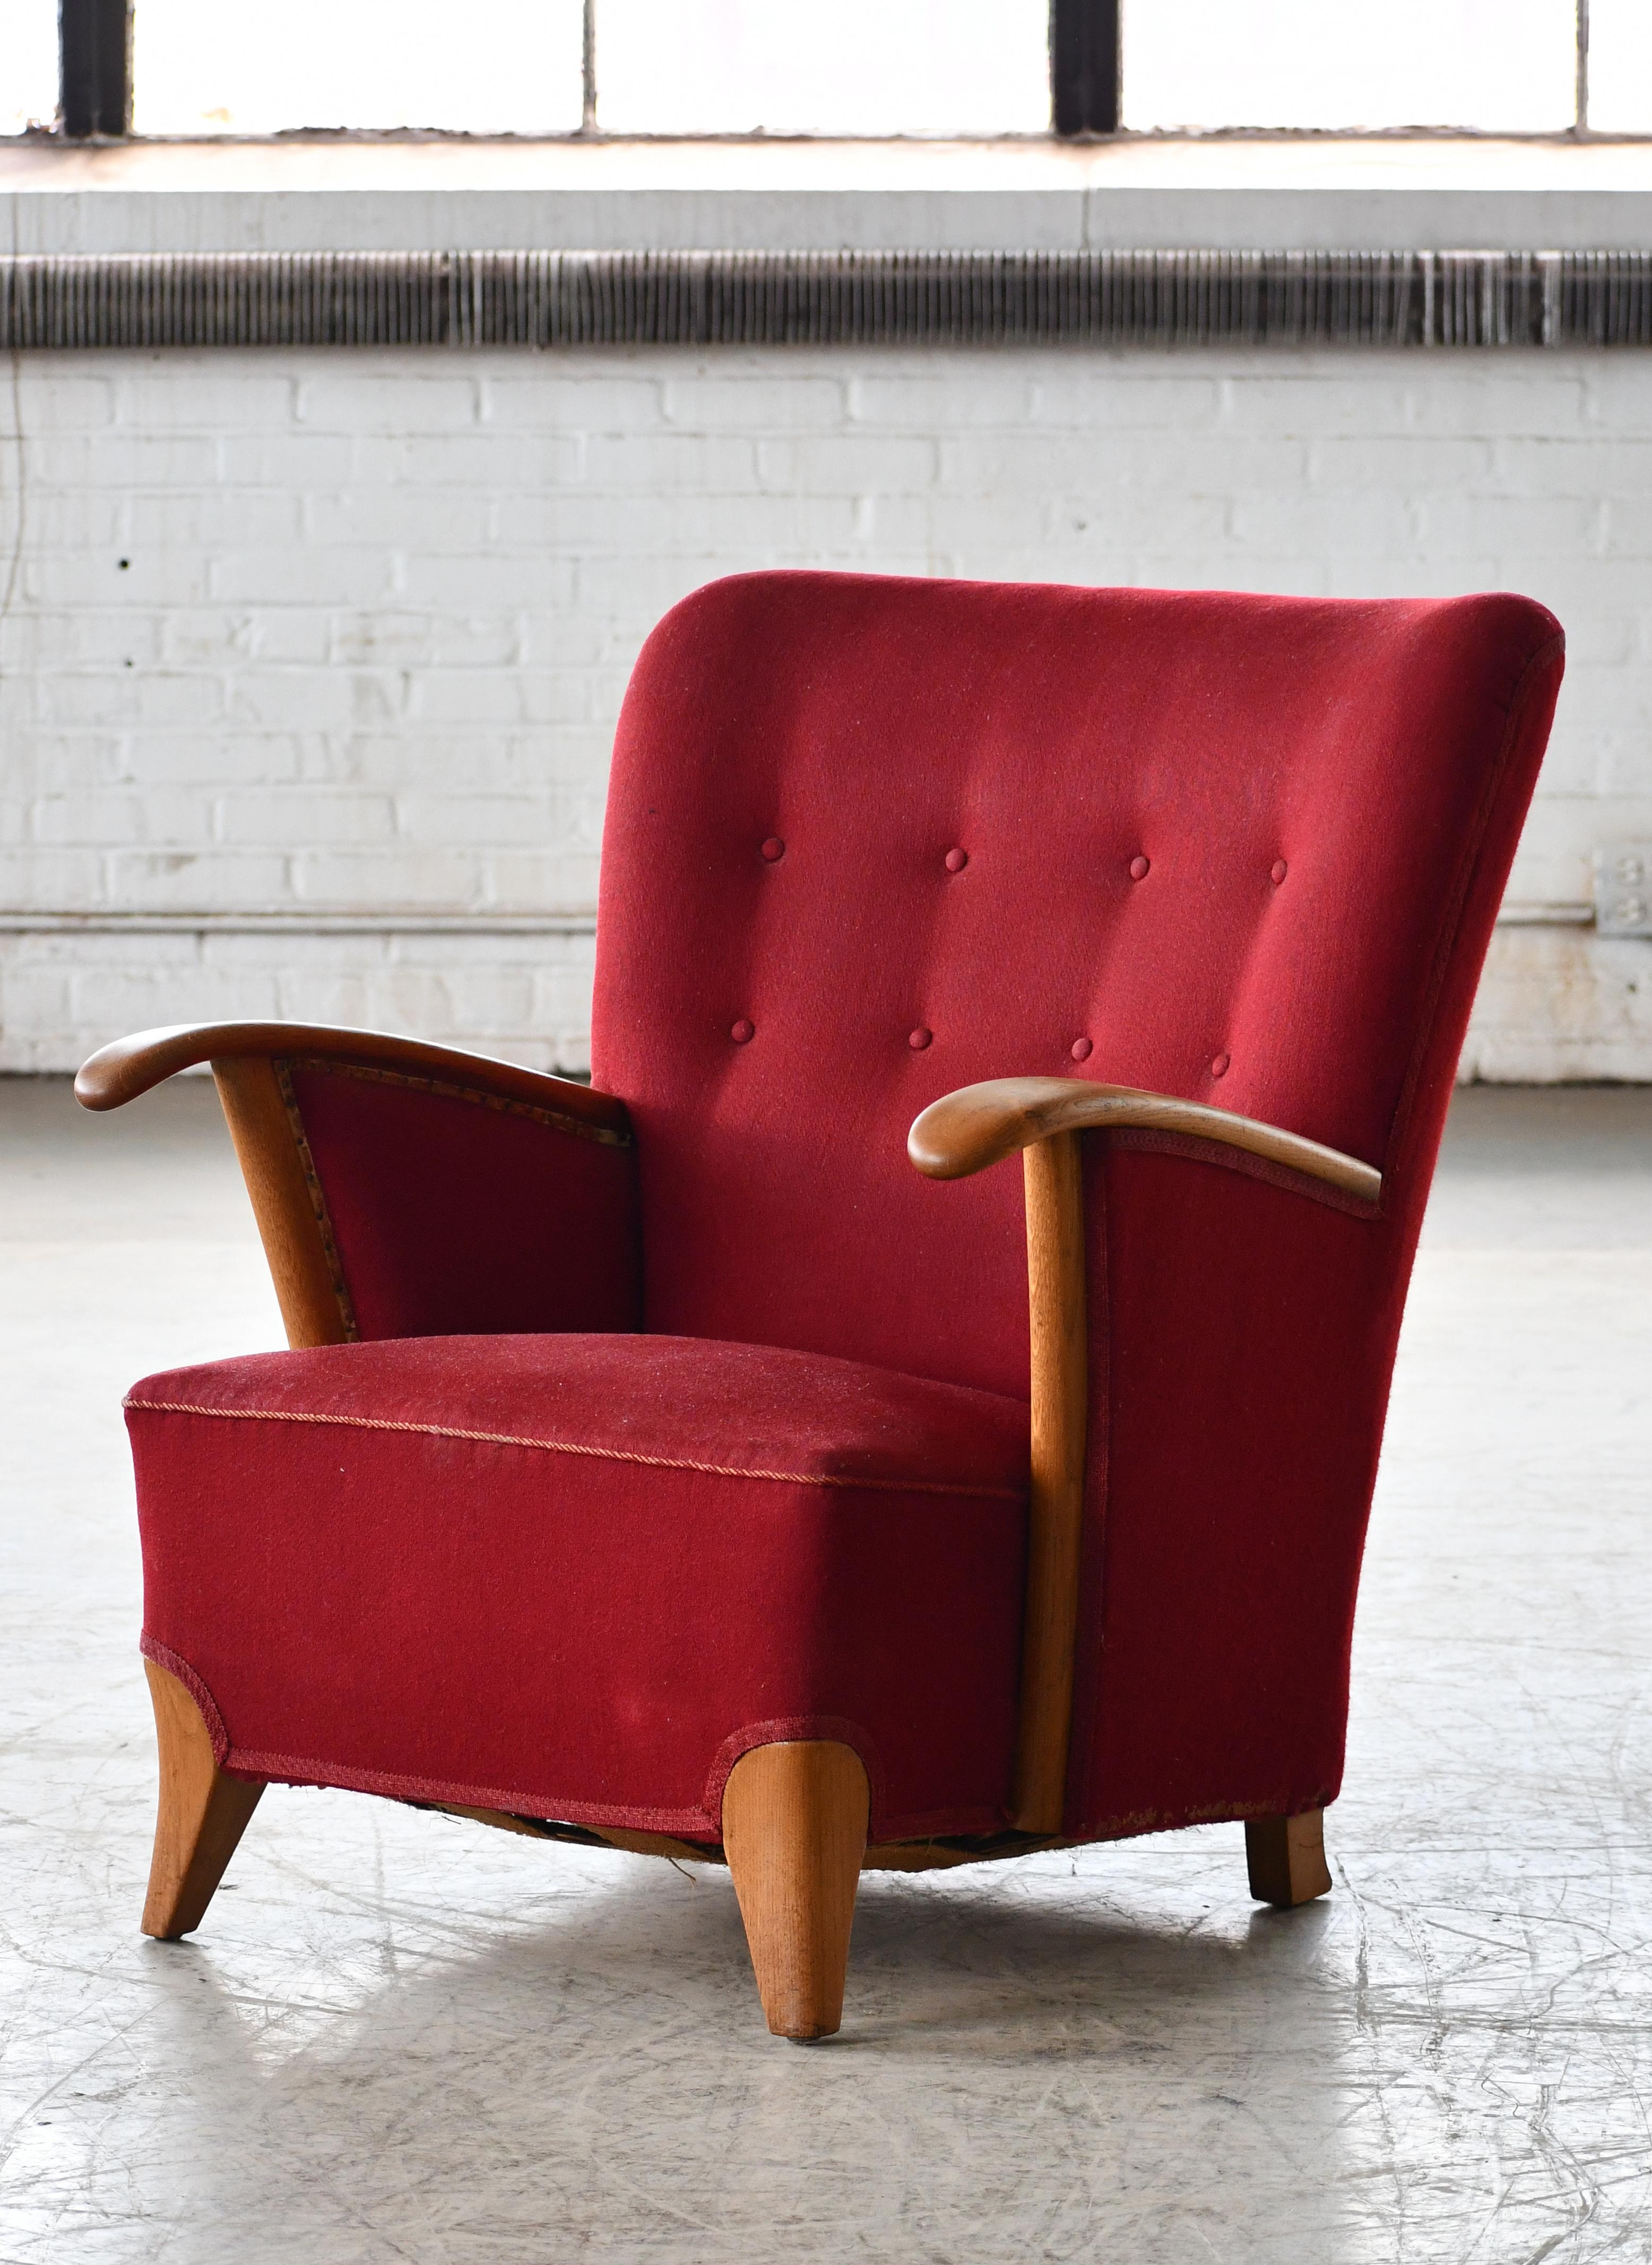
[1,342,1647,1077]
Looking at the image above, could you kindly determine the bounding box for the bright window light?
[595,0,1050,136]
[132,0,585,136]
[1589,0,1652,131]
[13,0,1618,143]
[1124,0,1576,132]
[0,0,58,135]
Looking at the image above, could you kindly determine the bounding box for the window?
[1589,0,1652,134]
[1123,1,1578,134]
[0,1,58,135]
[131,0,586,137]
[595,2,1049,137]
[13,1,1652,142]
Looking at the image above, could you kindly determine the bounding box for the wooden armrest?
[908,1076,1380,1205]
[907,1078,1379,1840]
[74,1020,628,1137]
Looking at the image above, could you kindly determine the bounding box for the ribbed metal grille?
[2,248,1650,350]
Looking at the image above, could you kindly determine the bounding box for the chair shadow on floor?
[92,1821,1354,2260]
[143,1818,1347,2063]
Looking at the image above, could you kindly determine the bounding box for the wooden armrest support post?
[908,1077,1382,1837]
[75,1022,634,1351]
[212,1054,351,1348]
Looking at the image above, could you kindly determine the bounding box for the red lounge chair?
[76,572,1563,2040]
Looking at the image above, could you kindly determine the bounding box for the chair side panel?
[286,1065,642,1341]
[1067,1147,1402,1836]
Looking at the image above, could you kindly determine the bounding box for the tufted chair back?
[594,570,1563,1404]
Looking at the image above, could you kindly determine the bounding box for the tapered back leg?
[141,1659,266,1940]
[722,1740,869,2041]
[1245,1809,1333,1908]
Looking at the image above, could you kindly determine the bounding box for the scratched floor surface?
[1,1077,1648,2263]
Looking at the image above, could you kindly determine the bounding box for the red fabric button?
[1070,1038,1093,1062]
[945,848,968,874]
[1270,858,1288,884]
[909,1027,933,1050]
[1129,854,1151,881]
[760,838,785,862]
[1210,1052,1230,1077]
[731,1019,755,1044]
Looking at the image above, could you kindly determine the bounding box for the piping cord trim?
[123,1395,1026,1499]
[290,1056,634,1148]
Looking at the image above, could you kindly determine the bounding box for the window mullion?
[1050,0,1120,137]
[60,0,133,138]
[1575,0,1589,133]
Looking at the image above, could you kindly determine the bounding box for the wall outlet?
[1594,846,1652,937]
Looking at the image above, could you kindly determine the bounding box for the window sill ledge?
[3,134,1652,254]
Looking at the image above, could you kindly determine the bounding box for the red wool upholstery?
[284,1062,640,1341]
[122,571,1563,1848]
[128,1335,1028,1838]
[596,576,1561,1398]
[1071,1146,1397,1832]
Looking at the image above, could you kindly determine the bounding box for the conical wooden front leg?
[141,1658,265,1940]
[1245,1808,1333,1908]
[722,1740,869,2041]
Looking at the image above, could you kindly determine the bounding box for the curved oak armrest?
[74,1020,628,1136]
[908,1077,1380,1206]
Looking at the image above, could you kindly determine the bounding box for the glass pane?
[1589,0,1652,131]
[1,0,59,135]
[597,0,1050,135]
[133,0,584,135]
[1124,0,1576,131]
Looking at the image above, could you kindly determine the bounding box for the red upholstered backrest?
[593,572,1562,1401]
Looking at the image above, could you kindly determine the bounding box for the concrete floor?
[1,1077,1648,2263]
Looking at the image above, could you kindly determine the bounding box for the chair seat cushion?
[126,1334,1031,1842]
